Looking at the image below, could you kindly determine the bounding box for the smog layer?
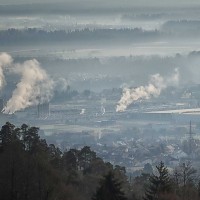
[1,0,200,173]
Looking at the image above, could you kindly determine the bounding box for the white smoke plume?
[101,105,106,115]
[0,53,13,89]
[116,68,179,112]
[3,59,54,114]
[101,98,106,115]
[80,109,85,115]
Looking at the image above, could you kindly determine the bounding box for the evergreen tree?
[0,122,18,147]
[144,161,172,200]
[92,171,127,200]
[143,163,153,175]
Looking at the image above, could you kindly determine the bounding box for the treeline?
[1,122,200,200]
[1,24,200,46]
[0,28,160,46]
[0,122,129,200]
[162,20,200,32]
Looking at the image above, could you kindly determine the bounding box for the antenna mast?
[188,121,195,156]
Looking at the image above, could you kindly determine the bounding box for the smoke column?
[101,105,106,115]
[3,59,54,114]
[0,53,13,89]
[80,109,85,115]
[116,69,179,112]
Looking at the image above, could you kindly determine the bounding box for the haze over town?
[1,1,200,200]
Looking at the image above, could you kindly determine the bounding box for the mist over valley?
[1,2,200,200]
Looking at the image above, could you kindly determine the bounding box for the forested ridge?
[1,22,200,46]
[0,28,159,46]
[0,122,129,200]
[1,122,200,200]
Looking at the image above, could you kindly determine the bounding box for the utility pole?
[188,121,195,157]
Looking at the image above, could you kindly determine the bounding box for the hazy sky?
[0,0,199,17]
[1,0,200,6]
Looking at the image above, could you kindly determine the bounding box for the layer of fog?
[0,2,200,31]
[0,15,163,31]
[0,1,200,16]
[0,51,199,111]
[2,50,199,93]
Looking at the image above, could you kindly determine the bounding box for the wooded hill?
[1,122,200,200]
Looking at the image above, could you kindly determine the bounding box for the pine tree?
[144,161,172,200]
[92,171,127,200]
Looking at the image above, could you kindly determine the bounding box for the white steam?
[101,105,106,115]
[0,53,13,89]
[3,59,54,114]
[116,69,179,112]
[0,53,71,114]
[101,98,106,115]
[80,109,86,115]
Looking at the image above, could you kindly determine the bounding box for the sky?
[0,0,199,17]
[1,0,200,7]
